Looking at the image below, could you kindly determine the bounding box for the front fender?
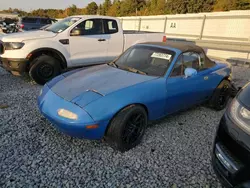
[26,39,70,61]
[84,78,166,122]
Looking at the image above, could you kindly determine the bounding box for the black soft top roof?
[138,41,215,67]
[139,41,204,53]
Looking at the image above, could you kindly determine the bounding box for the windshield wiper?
[44,29,57,33]
[108,61,118,68]
[124,66,147,75]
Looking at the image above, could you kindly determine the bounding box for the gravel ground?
[0,65,250,188]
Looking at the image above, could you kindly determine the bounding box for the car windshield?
[112,46,175,77]
[45,17,81,33]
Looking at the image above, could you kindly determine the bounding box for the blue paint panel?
[46,75,64,89]
[38,89,108,139]
[62,68,83,78]
[71,91,103,107]
[51,64,157,101]
[84,78,167,121]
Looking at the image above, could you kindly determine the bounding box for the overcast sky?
[0,0,104,11]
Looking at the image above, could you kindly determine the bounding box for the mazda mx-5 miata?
[38,41,232,151]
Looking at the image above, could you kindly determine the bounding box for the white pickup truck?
[0,15,166,84]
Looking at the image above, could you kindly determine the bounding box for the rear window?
[22,17,37,23]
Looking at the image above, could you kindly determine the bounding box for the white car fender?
[24,39,70,63]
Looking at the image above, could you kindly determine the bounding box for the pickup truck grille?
[0,41,4,55]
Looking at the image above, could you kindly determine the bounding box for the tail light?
[162,36,167,42]
[20,24,24,29]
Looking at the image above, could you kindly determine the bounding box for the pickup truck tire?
[105,105,147,152]
[209,80,232,111]
[29,55,61,85]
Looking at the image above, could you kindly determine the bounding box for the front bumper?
[0,57,28,73]
[38,85,109,140]
[212,114,250,187]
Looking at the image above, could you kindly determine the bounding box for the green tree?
[237,0,250,9]
[214,0,250,11]
[86,2,98,15]
[187,0,216,13]
[3,0,250,19]
[103,0,112,15]
[107,0,121,16]
[120,0,146,16]
[147,0,166,15]
[69,4,78,15]
[166,0,188,14]
[97,4,103,15]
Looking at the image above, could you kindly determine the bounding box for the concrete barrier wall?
[119,10,250,63]
[119,10,250,42]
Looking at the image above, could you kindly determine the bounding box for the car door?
[69,19,109,66]
[103,19,123,62]
[165,52,214,114]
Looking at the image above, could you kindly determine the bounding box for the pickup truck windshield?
[113,46,175,77]
[45,17,81,33]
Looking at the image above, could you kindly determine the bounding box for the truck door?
[69,19,109,66]
[103,19,123,62]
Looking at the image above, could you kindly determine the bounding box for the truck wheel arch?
[27,48,67,70]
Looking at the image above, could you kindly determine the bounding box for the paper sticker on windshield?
[151,52,172,60]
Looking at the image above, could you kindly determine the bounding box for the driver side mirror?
[184,68,197,78]
[70,28,82,36]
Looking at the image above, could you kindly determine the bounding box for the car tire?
[29,55,61,85]
[105,105,148,152]
[209,79,232,111]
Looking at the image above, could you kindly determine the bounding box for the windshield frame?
[45,17,82,33]
[111,45,176,77]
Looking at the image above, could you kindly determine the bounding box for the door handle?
[98,39,106,42]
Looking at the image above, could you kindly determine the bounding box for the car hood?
[0,30,56,42]
[51,64,157,107]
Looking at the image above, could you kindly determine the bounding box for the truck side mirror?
[70,28,81,36]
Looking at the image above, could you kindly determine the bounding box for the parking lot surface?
[0,66,250,188]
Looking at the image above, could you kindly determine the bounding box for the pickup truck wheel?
[209,80,232,111]
[105,105,147,152]
[29,55,61,85]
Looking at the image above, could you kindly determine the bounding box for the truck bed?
[123,30,162,34]
[123,31,165,51]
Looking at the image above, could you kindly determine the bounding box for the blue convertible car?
[38,42,232,151]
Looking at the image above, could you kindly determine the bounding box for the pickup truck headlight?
[58,109,78,120]
[229,99,250,134]
[4,42,25,50]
